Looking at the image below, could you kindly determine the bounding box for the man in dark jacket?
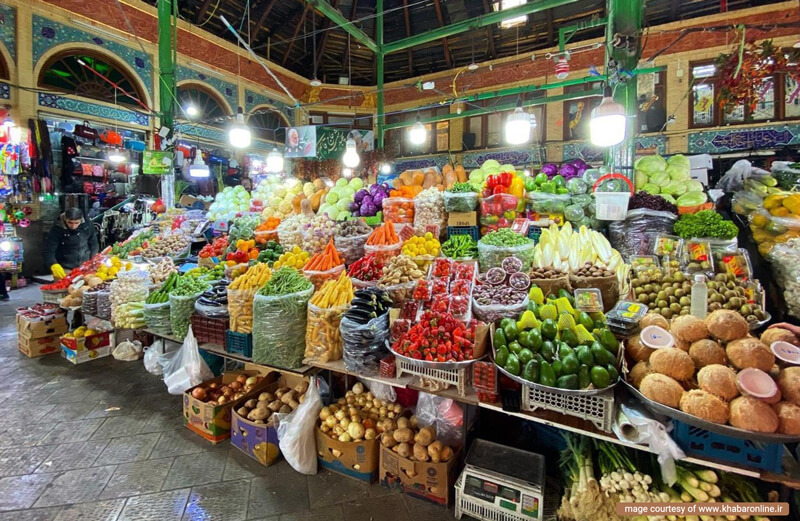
[44,208,99,279]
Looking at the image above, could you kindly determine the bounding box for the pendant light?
[554,55,570,79]
[108,148,126,163]
[590,86,626,147]
[229,106,251,148]
[342,137,360,168]
[188,151,210,178]
[266,147,284,173]
[408,113,427,145]
[505,96,531,145]
[310,12,322,86]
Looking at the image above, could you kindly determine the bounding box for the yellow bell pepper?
[783,194,800,215]
[509,177,524,199]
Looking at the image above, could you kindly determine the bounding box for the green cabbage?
[685,180,704,192]
[666,165,690,181]
[649,171,670,186]
[634,170,648,190]
[662,180,688,196]
[667,154,691,172]
[661,194,677,204]
[676,191,707,206]
[641,183,661,194]
[634,155,667,173]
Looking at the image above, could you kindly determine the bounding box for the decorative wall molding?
[461,148,544,168]
[38,93,149,126]
[563,136,668,161]
[245,89,290,120]
[688,124,800,153]
[0,82,9,100]
[394,155,451,172]
[0,3,16,61]
[176,122,273,152]
[177,65,238,114]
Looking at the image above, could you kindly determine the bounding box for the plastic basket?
[42,289,67,304]
[671,421,783,473]
[595,192,631,221]
[225,330,253,358]
[522,384,615,432]
[527,226,543,243]
[447,226,479,242]
[395,357,470,396]
[190,314,228,348]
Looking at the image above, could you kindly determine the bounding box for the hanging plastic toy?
[17,219,30,228]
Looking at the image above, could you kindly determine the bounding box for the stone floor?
[0,285,456,521]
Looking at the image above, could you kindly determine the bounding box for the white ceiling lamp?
[590,87,627,147]
[185,105,199,117]
[188,152,210,178]
[408,113,427,145]
[505,96,531,145]
[310,77,322,87]
[342,137,360,168]
[309,12,323,87]
[229,106,251,149]
[380,163,392,174]
[342,167,353,178]
[266,147,284,173]
[467,63,479,71]
[108,148,126,163]
[493,0,527,28]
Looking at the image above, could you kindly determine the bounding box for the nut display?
[573,262,614,278]
[378,255,425,286]
[705,273,767,325]
[149,258,177,285]
[529,267,567,280]
[236,381,309,424]
[632,268,692,319]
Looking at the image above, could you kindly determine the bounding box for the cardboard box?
[316,428,380,482]
[230,372,308,466]
[379,444,460,506]
[16,315,68,340]
[60,344,111,364]
[18,335,60,358]
[183,370,273,444]
[447,212,477,227]
[60,331,111,352]
[179,194,211,210]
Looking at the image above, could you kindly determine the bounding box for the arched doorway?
[177,83,231,129]
[248,106,288,145]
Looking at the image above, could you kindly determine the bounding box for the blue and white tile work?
[0,3,16,61]
[177,65,238,113]
[462,147,544,168]
[32,15,153,96]
[394,154,451,172]
[38,93,149,126]
[0,82,9,100]
[563,136,667,161]
[244,89,291,120]
[688,124,800,153]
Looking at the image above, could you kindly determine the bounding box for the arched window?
[177,85,229,128]
[38,51,145,109]
[249,108,287,144]
[0,53,8,81]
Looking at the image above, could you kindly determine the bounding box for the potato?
[381,431,398,447]
[393,428,414,443]
[427,440,443,463]
[414,426,436,447]
[410,415,419,429]
[382,419,397,433]
[244,399,258,409]
[396,417,410,429]
[325,415,338,428]
[294,382,310,394]
[279,404,292,414]
[413,443,429,461]
[268,400,283,412]
[236,407,249,417]
[247,408,270,421]
[440,445,454,462]
[275,389,286,399]
[364,428,377,440]
[280,391,297,404]
[396,442,411,458]
[289,400,300,410]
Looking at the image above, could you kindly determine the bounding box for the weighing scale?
[456,439,546,521]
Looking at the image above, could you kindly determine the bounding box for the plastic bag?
[335,233,370,266]
[414,188,446,237]
[304,303,348,363]
[303,264,345,291]
[415,392,465,448]
[608,209,677,260]
[363,379,397,402]
[169,291,203,339]
[471,296,529,324]
[252,288,313,369]
[160,327,214,395]
[341,313,390,374]
[379,280,416,308]
[277,214,311,251]
[144,302,171,335]
[477,241,535,272]
[143,343,164,375]
[769,239,800,319]
[382,197,414,223]
[228,288,256,333]
[276,376,323,475]
[364,242,401,263]
[526,192,571,214]
[112,340,142,361]
[443,192,479,212]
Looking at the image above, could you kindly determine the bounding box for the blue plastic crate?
[527,226,542,244]
[225,330,253,359]
[672,421,783,473]
[447,226,479,242]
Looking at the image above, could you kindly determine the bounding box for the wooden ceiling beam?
[402,0,414,75]
[314,0,341,70]
[252,0,281,43]
[432,0,452,68]
[282,4,312,67]
[194,0,215,24]
[481,0,496,59]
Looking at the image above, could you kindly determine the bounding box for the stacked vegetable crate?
[190,314,228,348]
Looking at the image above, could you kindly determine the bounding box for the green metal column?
[157,0,176,207]
[606,0,643,174]
[376,0,384,149]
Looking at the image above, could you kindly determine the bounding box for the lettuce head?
[667,154,691,172]
[662,180,688,196]
[649,171,670,187]
[634,155,667,173]
[634,170,648,190]
[676,191,707,206]
[661,194,677,204]
[685,180,704,192]
[641,183,661,194]
[666,164,691,181]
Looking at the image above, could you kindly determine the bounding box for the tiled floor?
[0,285,456,520]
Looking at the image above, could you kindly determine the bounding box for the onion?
[191,387,207,401]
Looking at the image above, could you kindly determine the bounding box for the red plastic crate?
[190,314,228,348]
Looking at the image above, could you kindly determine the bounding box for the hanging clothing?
[60,135,79,191]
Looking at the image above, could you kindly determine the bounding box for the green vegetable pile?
[441,234,477,259]
[478,229,535,271]
[447,182,477,193]
[673,210,739,240]
[169,275,211,297]
[258,266,312,296]
[480,228,532,247]
[258,241,284,266]
[146,273,179,304]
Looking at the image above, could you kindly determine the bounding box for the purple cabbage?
[541,164,559,177]
[373,191,386,209]
[559,163,578,179]
[369,184,381,196]
[362,195,374,207]
[354,189,368,203]
[349,202,360,212]
[360,203,377,216]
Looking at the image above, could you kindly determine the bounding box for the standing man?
[44,207,99,280]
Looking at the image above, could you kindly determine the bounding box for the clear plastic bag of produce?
[364,242,401,263]
[169,243,191,261]
[227,287,256,333]
[352,278,378,290]
[379,280,416,308]
[415,392,465,448]
[382,197,415,223]
[526,192,571,214]
[303,264,345,292]
[443,192,478,212]
[706,238,739,254]
[193,299,229,319]
[304,303,349,363]
[471,295,528,323]
[608,208,677,260]
[160,327,214,395]
[302,215,338,255]
[769,239,800,319]
[480,194,519,229]
[414,188,446,236]
[95,290,111,321]
[477,241,535,271]
[252,287,313,369]
[82,289,98,317]
[277,215,311,251]
[335,233,370,265]
[143,301,171,335]
[275,376,322,475]
[341,312,390,375]
[169,291,203,339]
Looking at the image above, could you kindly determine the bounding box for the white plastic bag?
[363,379,396,402]
[143,343,163,376]
[415,392,465,448]
[276,376,323,475]
[159,327,214,395]
[112,340,142,361]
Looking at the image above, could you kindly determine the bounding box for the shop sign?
[315,128,374,160]
[143,151,174,175]
[285,126,317,158]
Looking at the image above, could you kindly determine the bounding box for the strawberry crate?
[191,314,228,348]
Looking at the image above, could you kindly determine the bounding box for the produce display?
[443,183,479,212]
[341,288,391,373]
[334,220,372,265]
[392,311,478,362]
[199,237,229,260]
[318,382,401,442]
[317,177,364,221]
[168,276,211,338]
[190,373,265,406]
[141,233,190,259]
[626,311,798,434]
[276,214,311,251]
[305,272,355,363]
[254,217,281,244]
[673,210,739,240]
[441,234,477,259]
[207,186,252,221]
[302,214,338,255]
[351,183,391,217]
[478,229,535,271]
[195,280,229,318]
[633,154,707,206]
[379,415,456,464]
[146,273,180,304]
[110,230,153,258]
[401,232,441,260]
[273,246,310,269]
[413,188,446,235]
[237,381,309,424]
[149,258,177,285]
[472,266,528,323]
[257,241,284,265]
[378,255,426,307]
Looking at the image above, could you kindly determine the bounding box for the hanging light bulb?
[1,117,12,132]
[342,137,360,168]
[408,114,427,145]
[342,168,353,178]
[310,77,322,87]
[108,148,126,163]
[229,106,251,148]
[266,147,284,173]
[380,163,392,174]
[505,96,531,145]
[8,125,22,144]
[185,105,199,117]
[590,86,627,147]
[188,152,210,178]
